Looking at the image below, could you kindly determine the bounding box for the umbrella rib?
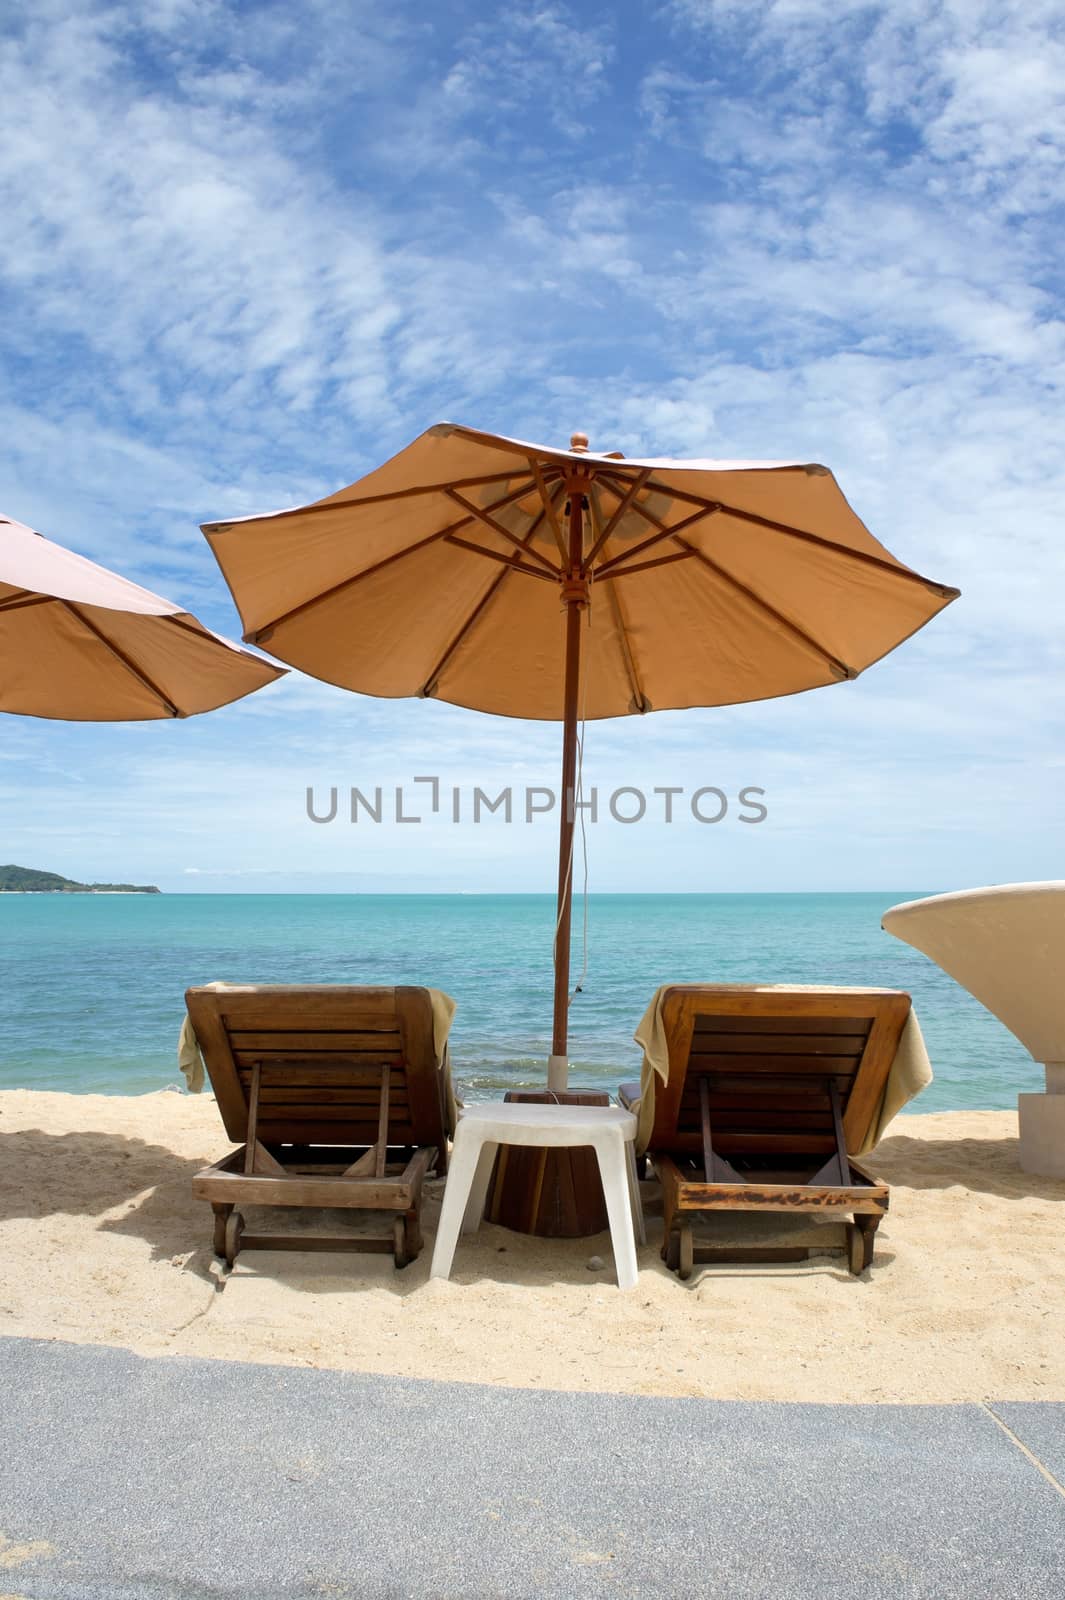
[585,469,653,567]
[603,549,697,579]
[431,424,619,472]
[0,591,55,615]
[249,526,453,640]
[164,614,285,675]
[671,539,856,679]
[528,458,568,564]
[435,425,629,473]
[165,613,224,641]
[596,466,755,511]
[442,533,557,581]
[445,488,561,577]
[247,479,545,641]
[594,506,719,577]
[602,578,648,713]
[206,472,532,529]
[583,490,648,714]
[596,468,957,598]
[590,483,855,675]
[710,498,957,594]
[60,601,184,715]
[421,498,558,695]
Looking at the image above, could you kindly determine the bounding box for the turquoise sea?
[0,892,1037,1112]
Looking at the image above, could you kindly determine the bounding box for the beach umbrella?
[1,511,284,719]
[202,423,959,1087]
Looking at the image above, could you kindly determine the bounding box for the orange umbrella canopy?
[203,421,959,1072]
[203,422,959,721]
[1,512,285,720]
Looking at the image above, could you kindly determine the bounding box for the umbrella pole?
[549,470,590,1091]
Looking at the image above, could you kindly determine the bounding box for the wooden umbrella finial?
[569,431,589,453]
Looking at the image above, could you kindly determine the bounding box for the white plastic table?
[429,1103,644,1289]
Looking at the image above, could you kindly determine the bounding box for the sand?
[1,1089,1063,1403]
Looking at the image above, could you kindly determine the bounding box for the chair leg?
[593,1135,639,1290]
[461,1141,499,1235]
[624,1141,646,1246]
[404,1208,424,1259]
[430,1128,487,1282]
[211,1203,233,1258]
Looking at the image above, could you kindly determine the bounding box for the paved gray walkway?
[0,1337,1062,1599]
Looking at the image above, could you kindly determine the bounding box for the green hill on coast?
[0,865,161,894]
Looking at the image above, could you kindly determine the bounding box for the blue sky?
[2,0,1063,892]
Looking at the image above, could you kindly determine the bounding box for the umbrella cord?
[572,713,589,999]
[570,608,592,1002]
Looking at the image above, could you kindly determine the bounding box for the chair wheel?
[224,1211,244,1268]
[678,1224,694,1281]
[393,1217,410,1269]
[665,1230,680,1272]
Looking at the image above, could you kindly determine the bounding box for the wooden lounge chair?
[619,986,912,1278]
[187,985,450,1269]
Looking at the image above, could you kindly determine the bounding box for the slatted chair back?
[649,987,912,1165]
[184,985,448,1167]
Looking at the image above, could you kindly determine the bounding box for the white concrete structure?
[883,883,1065,1178]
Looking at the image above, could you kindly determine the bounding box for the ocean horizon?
[0,890,1037,1111]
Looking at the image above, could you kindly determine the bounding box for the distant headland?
[0,865,161,895]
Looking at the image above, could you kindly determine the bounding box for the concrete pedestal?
[1018,1064,1065,1179]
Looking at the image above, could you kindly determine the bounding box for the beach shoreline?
[1,1088,1063,1404]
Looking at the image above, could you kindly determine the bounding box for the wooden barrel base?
[484,1089,610,1238]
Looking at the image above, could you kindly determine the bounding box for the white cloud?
[665,1,1065,210]
[1,0,1062,889]
[438,4,614,141]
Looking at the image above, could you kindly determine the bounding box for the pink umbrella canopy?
[1,513,285,719]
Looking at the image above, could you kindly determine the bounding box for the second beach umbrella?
[203,422,959,1086]
[1,512,285,719]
